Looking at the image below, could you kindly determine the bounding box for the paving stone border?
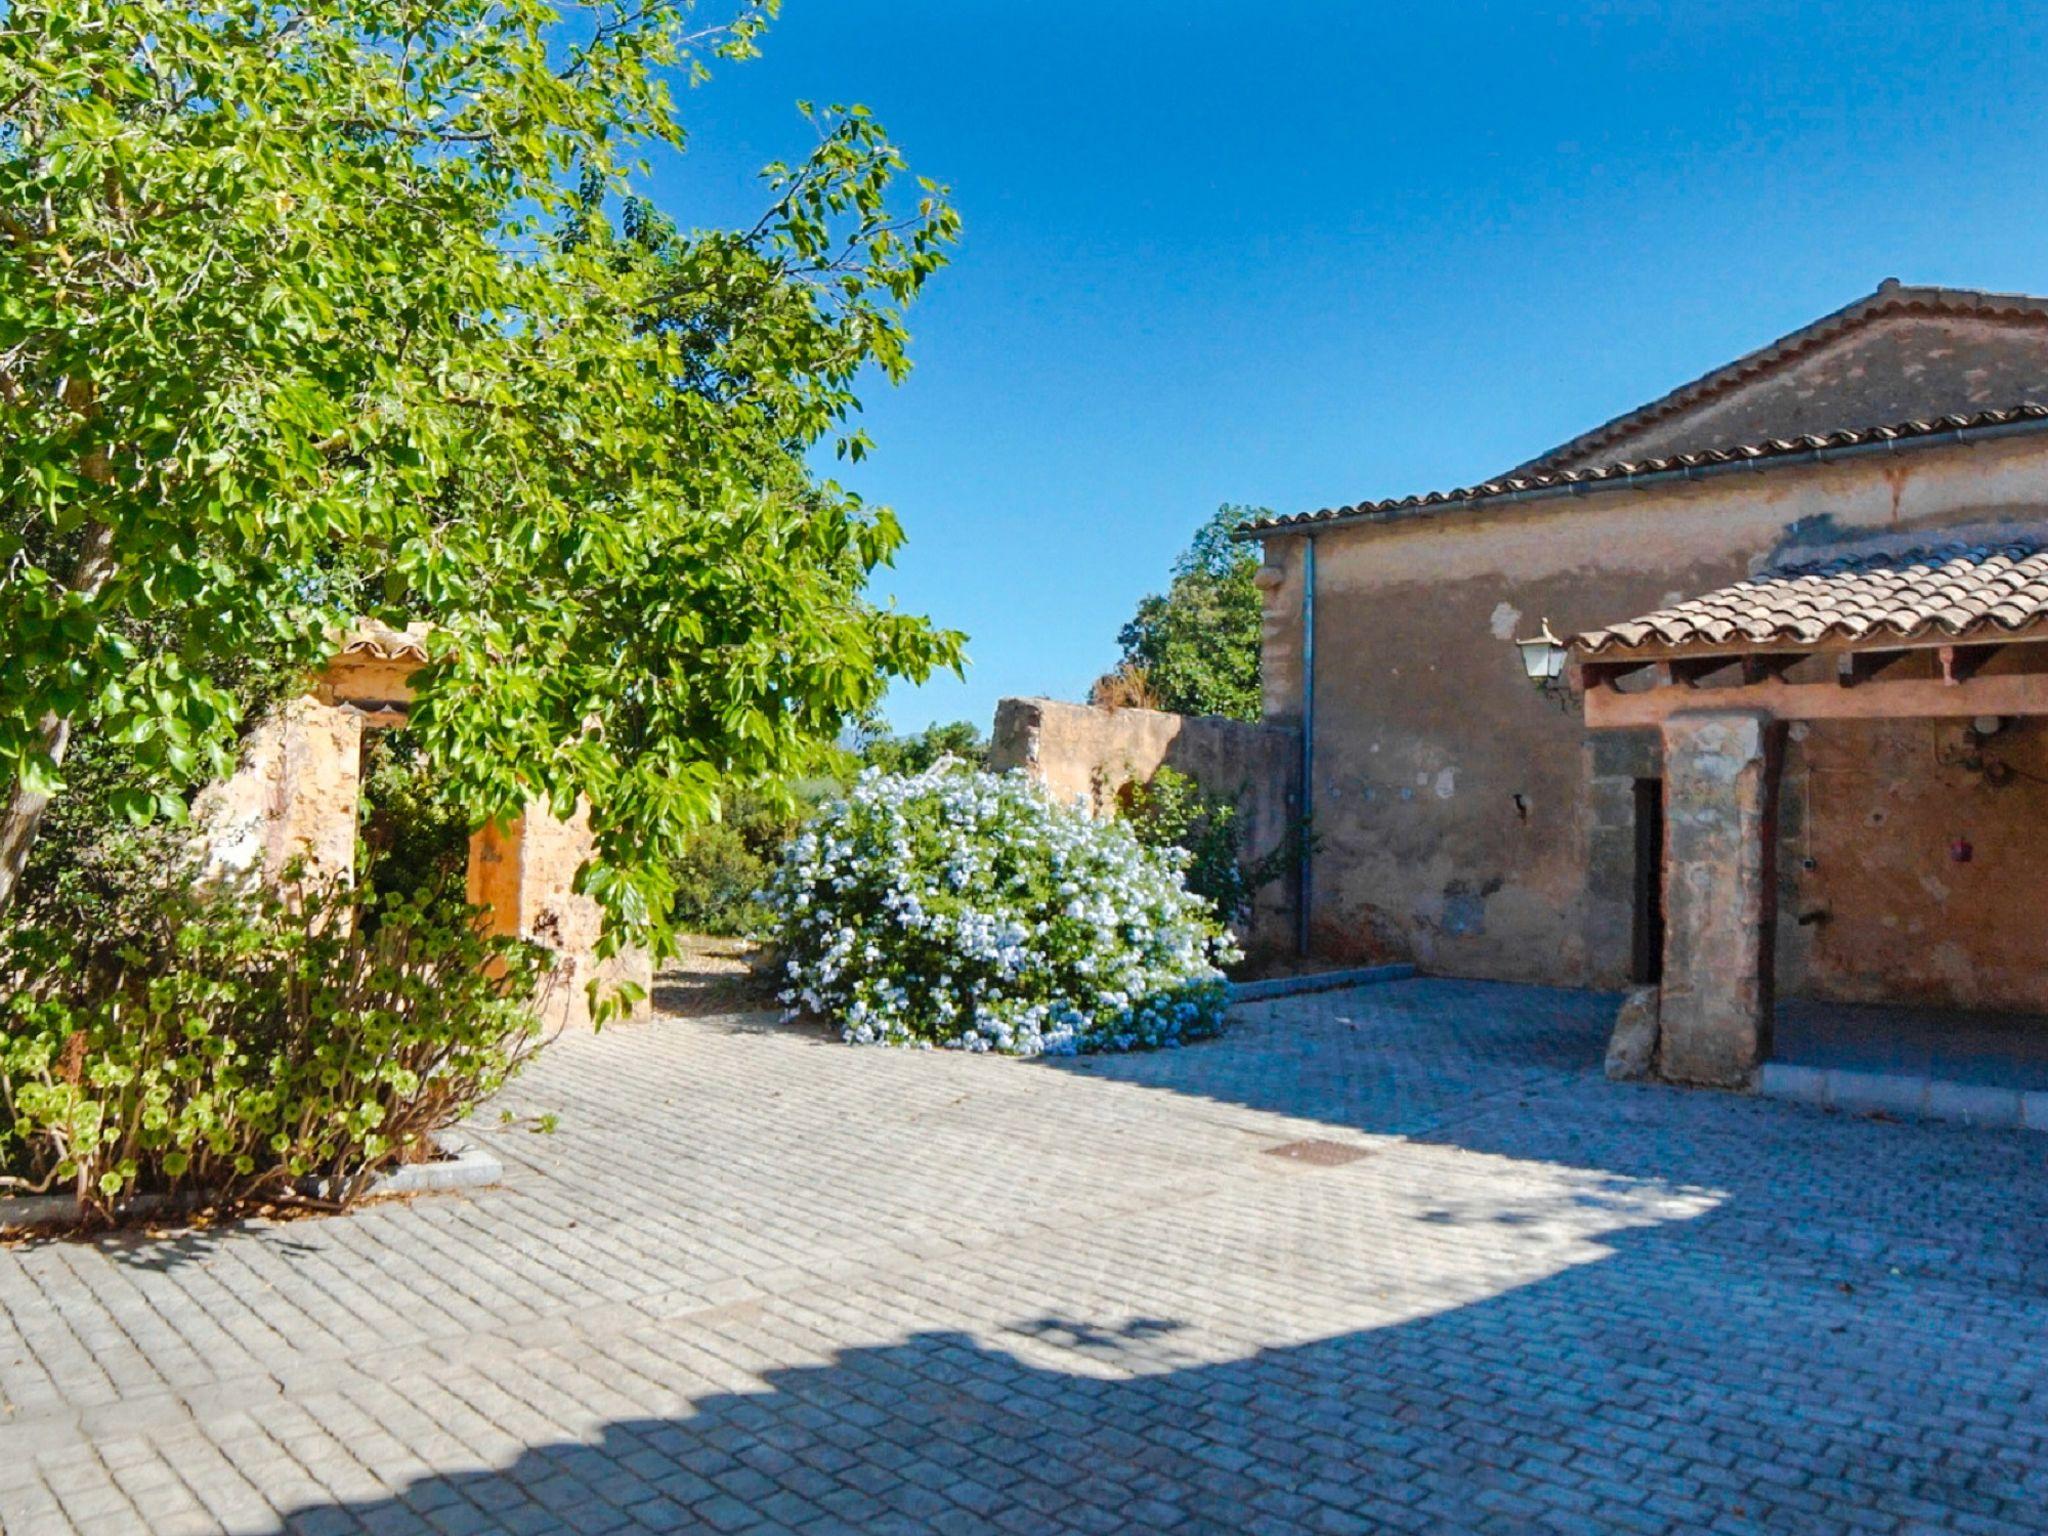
[1759,1059,2048,1132]
[1227,962,1417,1002]
[0,1132,502,1234]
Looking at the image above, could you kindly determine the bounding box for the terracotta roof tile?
[335,620,432,663]
[1571,538,2048,657]
[1242,405,2048,536]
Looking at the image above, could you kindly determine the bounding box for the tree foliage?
[0,0,962,954]
[852,717,985,776]
[1111,504,1267,721]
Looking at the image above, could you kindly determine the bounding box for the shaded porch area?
[1570,533,2048,1103]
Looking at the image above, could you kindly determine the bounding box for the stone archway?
[196,622,650,1030]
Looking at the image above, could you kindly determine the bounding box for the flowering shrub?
[765,763,1238,1054]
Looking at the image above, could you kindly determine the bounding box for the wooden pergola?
[1577,629,2048,729]
[1565,538,2048,1091]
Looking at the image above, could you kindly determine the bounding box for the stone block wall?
[469,806,654,1033]
[194,650,650,1029]
[987,697,1302,955]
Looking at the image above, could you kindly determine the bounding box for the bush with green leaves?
[766,764,1237,1055]
[1116,767,1296,930]
[852,719,987,776]
[0,868,553,1221]
[359,730,474,907]
[0,0,964,958]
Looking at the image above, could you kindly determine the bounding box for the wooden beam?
[1836,650,1908,688]
[1584,668,2048,728]
[1656,656,1735,688]
[1740,654,1801,685]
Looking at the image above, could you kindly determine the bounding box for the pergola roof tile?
[1572,538,2048,656]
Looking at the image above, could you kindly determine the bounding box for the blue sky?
[656,0,2048,732]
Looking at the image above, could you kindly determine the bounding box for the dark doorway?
[1631,777,1664,985]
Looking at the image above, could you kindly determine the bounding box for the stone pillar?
[194,696,364,888]
[1658,710,1783,1088]
[466,802,653,1031]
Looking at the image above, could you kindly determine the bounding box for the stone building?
[1242,280,2048,1087]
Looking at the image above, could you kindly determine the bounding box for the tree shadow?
[246,976,2048,1534]
[4,1207,325,1272]
[267,1215,2045,1536]
[652,936,781,1021]
[1041,976,1618,1139]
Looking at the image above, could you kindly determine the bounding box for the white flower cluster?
[763,762,1240,1056]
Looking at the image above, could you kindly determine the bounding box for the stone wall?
[194,627,650,1028]
[987,697,1302,955]
[1776,714,2048,1013]
[469,806,653,1033]
[1658,712,1781,1087]
[1535,310,2048,472]
[1252,429,2048,1006]
[193,698,365,888]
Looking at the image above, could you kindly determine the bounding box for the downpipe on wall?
[1297,534,1316,958]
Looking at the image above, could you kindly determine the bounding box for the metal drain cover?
[1263,1138,1372,1166]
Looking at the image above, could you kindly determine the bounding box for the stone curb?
[1758,1061,2048,1133]
[0,1132,503,1234]
[1228,964,1418,1004]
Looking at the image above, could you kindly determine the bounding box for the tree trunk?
[0,520,117,918]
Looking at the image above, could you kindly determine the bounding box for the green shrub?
[1116,767,1297,930]
[1,870,552,1221]
[670,779,843,938]
[852,719,987,775]
[359,730,473,907]
[767,764,1237,1055]
[671,818,777,937]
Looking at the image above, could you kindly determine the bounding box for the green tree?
[854,718,986,775]
[1111,504,1267,721]
[0,0,963,955]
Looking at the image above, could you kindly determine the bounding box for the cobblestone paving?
[3,978,2047,1534]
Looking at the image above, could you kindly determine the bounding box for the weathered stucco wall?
[1777,715,2048,1012]
[1259,430,2048,1007]
[987,697,1302,954]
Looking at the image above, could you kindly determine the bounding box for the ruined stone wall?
[194,626,650,1029]
[987,697,1302,957]
[1258,431,2048,1005]
[193,698,364,887]
[468,805,654,1032]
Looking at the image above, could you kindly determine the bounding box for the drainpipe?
[1296,534,1316,958]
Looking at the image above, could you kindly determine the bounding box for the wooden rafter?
[1740,654,1801,685]
[1583,665,2048,728]
[1572,617,2048,668]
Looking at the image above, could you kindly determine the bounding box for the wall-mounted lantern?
[1514,620,1570,692]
